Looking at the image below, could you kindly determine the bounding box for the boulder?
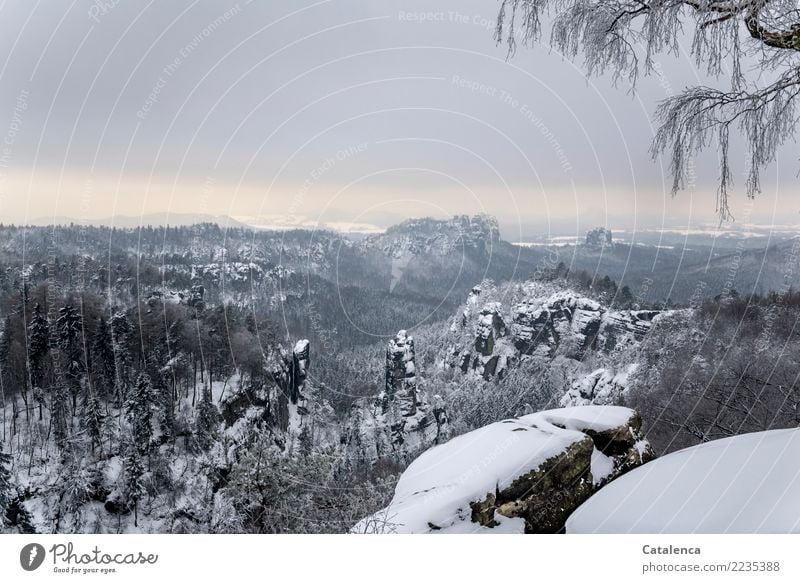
[353,405,653,534]
[567,428,800,533]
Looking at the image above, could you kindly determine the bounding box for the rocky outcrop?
[384,331,417,417]
[362,214,500,258]
[342,331,448,468]
[353,406,654,534]
[560,365,639,406]
[289,339,310,404]
[219,338,335,453]
[448,283,663,379]
[585,227,613,249]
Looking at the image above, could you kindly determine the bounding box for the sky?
[0,0,796,240]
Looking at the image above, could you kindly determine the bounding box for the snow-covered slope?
[353,406,653,534]
[567,428,800,533]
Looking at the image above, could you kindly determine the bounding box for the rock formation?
[363,214,500,258]
[448,283,663,380]
[354,406,654,534]
[384,331,417,417]
[342,331,448,468]
[585,227,613,249]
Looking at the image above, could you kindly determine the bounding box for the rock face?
[448,283,663,380]
[560,365,638,407]
[219,338,335,452]
[289,339,310,404]
[384,331,417,417]
[363,214,500,258]
[353,406,654,534]
[342,331,448,468]
[585,227,613,249]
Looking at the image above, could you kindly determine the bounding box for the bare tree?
[496,0,800,218]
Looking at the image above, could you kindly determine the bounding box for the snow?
[354,406,637,534]
[567,428,800,533]
[590,449,615,486]
[531,405,636,434]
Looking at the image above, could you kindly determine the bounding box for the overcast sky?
[0,0,796,239]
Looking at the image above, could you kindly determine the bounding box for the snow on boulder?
[353,405,653,534]
[567,428,800,534]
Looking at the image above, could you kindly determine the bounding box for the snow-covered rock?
[561,365,638,406]
[385,331,417,417]
[353,406,653,534]
[362,214,500,258]
[567,428,800,534]
[446,282,664,381]
[585,227,613,249]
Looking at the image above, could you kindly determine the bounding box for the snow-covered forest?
[0,217,799,533]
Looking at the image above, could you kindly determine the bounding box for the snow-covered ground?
[567,428,800,533]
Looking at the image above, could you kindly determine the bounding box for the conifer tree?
[90,317,115,399]
[82,385,105,453]
[27,303,49,387]
[0,445,13,529]
[126,373,154,456]
[194,384,220,452]
[111,311,132,405]
[123,443,145,528]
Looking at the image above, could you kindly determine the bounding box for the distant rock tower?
[288,339,310,404]
[585,227,613,249]
[385,330,417,417]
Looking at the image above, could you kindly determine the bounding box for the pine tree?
[0,446,13,529]
[194,384,220,452]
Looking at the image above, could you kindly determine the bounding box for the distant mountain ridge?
[25,212,252,229]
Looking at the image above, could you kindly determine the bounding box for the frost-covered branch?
[496,0,800,217]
